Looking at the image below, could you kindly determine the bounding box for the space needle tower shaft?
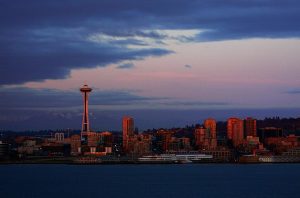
[80,84,92,134]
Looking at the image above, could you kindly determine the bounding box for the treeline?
[1,117,300,137]
[155,117,300,137]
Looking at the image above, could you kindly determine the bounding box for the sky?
[1,0,300,131]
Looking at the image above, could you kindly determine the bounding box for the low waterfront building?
[0,141,9,159]
[200,148,234,162]
[41,143,71,156]
[17,139,41,155]
[127,134,152,156]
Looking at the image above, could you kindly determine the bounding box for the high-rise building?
[122,116,134,153]
[204,118,217,149]
[227,118,244,146]
[195,126,205,149]
[204,118,216,138]
[157,130,173,152]
[195,119,218,150]
[244,117,257,137]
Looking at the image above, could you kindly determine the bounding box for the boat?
[259,155,300,163]
[138,153,213,164]
[138,154,177,164]
[175,154,212,163]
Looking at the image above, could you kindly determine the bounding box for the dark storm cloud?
[160,101,229,106]
[0,30,171,84]
[284,89,300,94]
[98,30,167,40]
[116,63,135,69]
[0,87,233,130]
[184,64,192,69]
[2,108,300,131]
[0,87,161,109]
[0,87,229,110]
[0,87,162,130]
[1,0,300,85]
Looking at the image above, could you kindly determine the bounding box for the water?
[1,164,299,198]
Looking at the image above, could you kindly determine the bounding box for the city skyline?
[2,2,300,198]
[1,1,300,130]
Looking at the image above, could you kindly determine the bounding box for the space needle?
[80,84,92,140]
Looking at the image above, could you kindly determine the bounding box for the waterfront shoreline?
[2,160,300,165]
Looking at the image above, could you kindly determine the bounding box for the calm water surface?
[1,164,299,198]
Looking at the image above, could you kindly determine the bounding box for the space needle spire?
[80,84,92,139]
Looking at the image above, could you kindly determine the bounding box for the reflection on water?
[0,164,299,198]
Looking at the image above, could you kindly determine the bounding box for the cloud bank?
[1,0,300,85]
